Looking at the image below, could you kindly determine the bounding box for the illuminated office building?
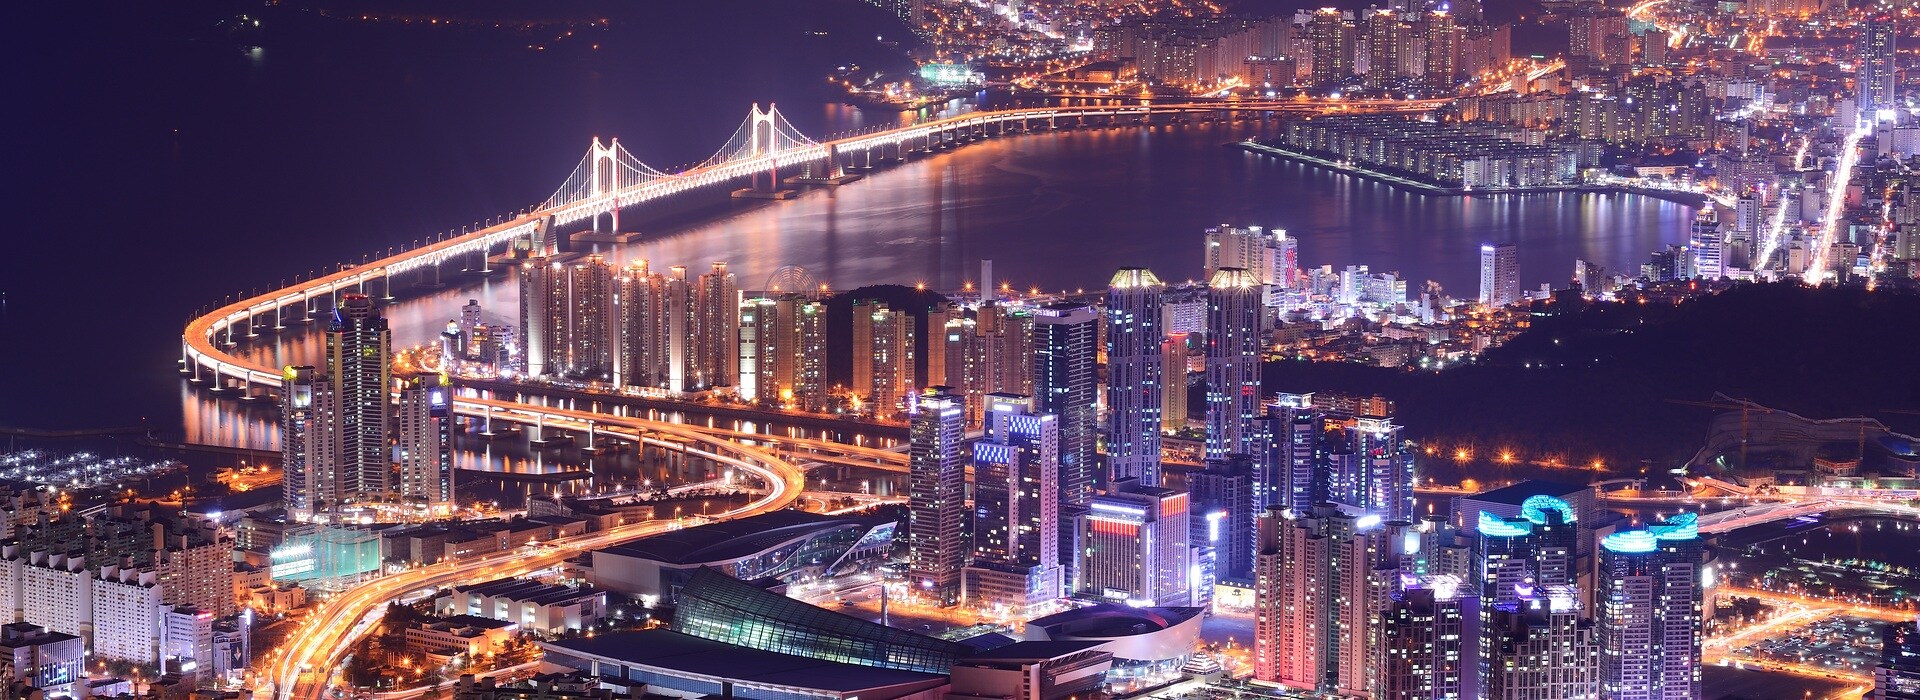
[1188,456,1254,581]
[325,293,390,511]
[1204,268,1263,461]
[906,390,968,605]
[1862,15,1897,117]
[963,400,1063,614]
[1079,479,1190,607]
[1106,268,1165,486]
[1031,303,1098,506]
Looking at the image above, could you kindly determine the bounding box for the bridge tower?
[589,137,622,234]
[749,104,779,193]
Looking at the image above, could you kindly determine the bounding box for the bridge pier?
[273,303,285,331]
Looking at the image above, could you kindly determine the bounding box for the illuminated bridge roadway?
[263,405,803,700]
[181,99,1449,399]
[185,98,1449,700]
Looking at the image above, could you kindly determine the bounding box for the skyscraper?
[1161,333,1190,432]
[738,294,827,409]
[1478,243,1519,308]
[1862,15,1897,118]
[1473,497,1598,699]
[1189,456,1255,580]
[615,260,670,390]
[279,365,331,521]
[1366,10,1411,86]
[1106,268,1165,486]
[1031,303,1099,506]
[1079,479,1190,606]
[906,389,968,606]
[1309,8,1356,86]
[1875,616,1920,700]
[852,300,917,417]
[325,293,390,510]
[519,256,614,380]
[1205,268,1263,461]
[943,304,1034,428]
[1422,11,1459,85]
[694,262,738,390]
[1381,576,1471,700]
[1270,393,1321,511]
[566,255,615,379]
[518,260,563,378]
[1690,208,1725,280]
[962,399,1063,614]
[394,373,453,513]
[1597,514,1704,700]
[1253,503,1404,695]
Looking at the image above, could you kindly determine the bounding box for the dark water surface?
[3,1,1693,439]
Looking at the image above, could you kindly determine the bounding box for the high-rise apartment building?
[394,373,454,513]
[1253,503,1405,696]
[1862,15,1898,118]
[1478,243,1519,308]
[738,295,827,410]
[1380,576,1471,700]
[1422,11,1459,84]
[852,300,917,416]
[1366,10,1411,85]
[325,294,390,511]
[906,390,968,606]
[1597,514,1704,700]
[694,262,738,390]
[1079,479,1190,606]
[280,365,334,521]
[615,260,670,390]
[1204,268,1263,461]
[1106,268,1165,486]
[519,256,615,380]
[962,399,1063,614]
[1203,225,1298,306]
[1161,333,1190,432]
[1309,8,1357,86]
[941,304,1034,428]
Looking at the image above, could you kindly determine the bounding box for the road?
[265,415,805,700]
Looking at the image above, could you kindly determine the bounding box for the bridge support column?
[480,406,495,437]
[583,421,601,453]
[529,415,549,446]
[223,322,234,347]
[246,312,259,339]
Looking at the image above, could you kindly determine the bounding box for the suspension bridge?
[189,97,1445,700]
[181,98,1444,397]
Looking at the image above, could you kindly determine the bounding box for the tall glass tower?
[1031,303,1099,507]
[325,293,390,510]
[1205,268,1263,461]
[906,389,967,605]
[1106,268,1165,486]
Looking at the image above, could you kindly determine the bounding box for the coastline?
[1232,140,1708,208]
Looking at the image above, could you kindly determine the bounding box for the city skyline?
[11,2,1920,700]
